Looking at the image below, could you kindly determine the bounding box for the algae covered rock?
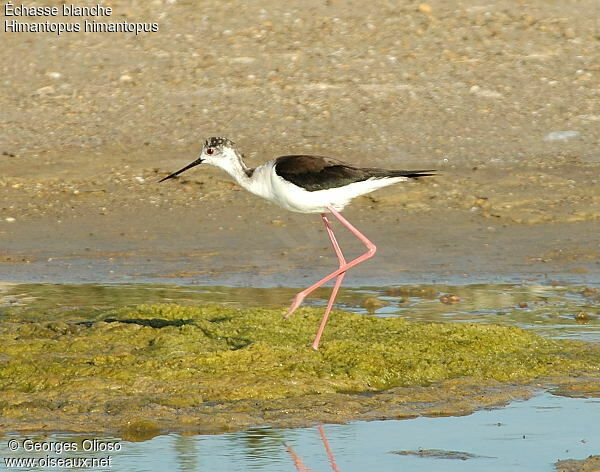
[0,303,598,434]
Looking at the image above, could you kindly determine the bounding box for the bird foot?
[282,294,305,320]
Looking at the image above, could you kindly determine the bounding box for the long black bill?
[158,158,204,182]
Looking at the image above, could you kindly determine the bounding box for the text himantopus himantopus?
[160,137,435,349]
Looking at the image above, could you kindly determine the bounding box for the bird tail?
[380,169,437,179]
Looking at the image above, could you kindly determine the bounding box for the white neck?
[213,148,254,189]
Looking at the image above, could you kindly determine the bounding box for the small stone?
[119,74,133,83]
[46,71,62,79]
[270,219,286,227]
[417,3,432,14]
[518,302,529,308]
[543,130,580,142]
[34,85,55,96]
[469,85,503,98]
[575,311,590,322]
[440,294,461,304]
[231,57,256,64]
[5,217,16,223]
[362,297,388,312]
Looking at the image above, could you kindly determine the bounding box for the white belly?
[269,171,407,214]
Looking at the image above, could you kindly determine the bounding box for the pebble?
[439,294,461,304]
[5,217,16,223]
[575,311,590,322]
[469,85,503,98]
[231,57,256,64]
[270,219,286,227]
[417,3,432,14]
[34,85,55,96]
[543,131,580,142]
[362,297,388,312]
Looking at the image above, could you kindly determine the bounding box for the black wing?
[274,155,435,192]
[274,155,372,191]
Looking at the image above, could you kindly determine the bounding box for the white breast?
[240,160,277,201]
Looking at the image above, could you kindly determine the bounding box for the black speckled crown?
[204,137,235,149]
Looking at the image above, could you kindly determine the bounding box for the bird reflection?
[285,425,341,472]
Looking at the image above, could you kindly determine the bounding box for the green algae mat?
[1,296,599,437]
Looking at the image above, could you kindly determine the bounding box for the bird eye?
[206,148,214,155]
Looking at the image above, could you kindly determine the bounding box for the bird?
[160,137,435,350]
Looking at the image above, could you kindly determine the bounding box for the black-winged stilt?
[160,137,435,349]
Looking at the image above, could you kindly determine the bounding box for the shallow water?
[1,393,598,472]
[0,282,598,471]
[1,282,598,341]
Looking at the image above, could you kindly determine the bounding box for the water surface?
[1,393,598,472]
[2,282,598,341]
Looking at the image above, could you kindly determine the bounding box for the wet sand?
[1,152,598,286]
[1,0,599,287]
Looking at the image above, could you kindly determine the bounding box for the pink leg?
[312,214,347,350]
[284,206,377,349]
[322,213,347,267]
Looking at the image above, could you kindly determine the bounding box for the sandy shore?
[1,0,599,285]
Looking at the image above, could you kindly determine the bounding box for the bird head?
[159,136,240,182]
